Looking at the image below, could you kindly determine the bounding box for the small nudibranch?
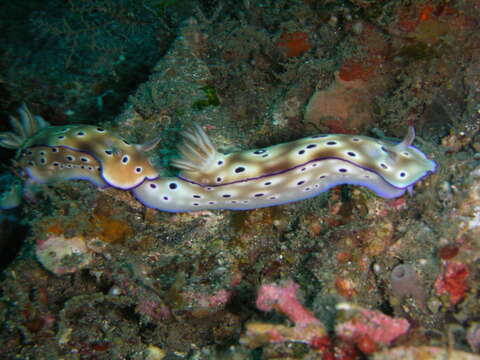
[132,124,437,212]
[20,125,160,190]
[0,105,160,191]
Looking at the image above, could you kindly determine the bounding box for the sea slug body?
[1,105,437,212]
[132,124,436,211]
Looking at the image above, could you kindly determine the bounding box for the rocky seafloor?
[0,0,480,359]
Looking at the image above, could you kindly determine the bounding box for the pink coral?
[241,280,327,349]
[336,304,410,345]
[256,280,321,327]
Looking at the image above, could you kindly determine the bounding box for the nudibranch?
[0,104,159,193]
[132,124,436,211]
[1,105,436,212]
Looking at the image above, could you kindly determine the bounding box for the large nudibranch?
[133,124,436,211]
[0,105,436,212]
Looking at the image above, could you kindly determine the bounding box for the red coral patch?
[277,31,310,57]
[434,261,469,305]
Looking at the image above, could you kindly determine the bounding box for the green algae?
[192,85,220,111]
